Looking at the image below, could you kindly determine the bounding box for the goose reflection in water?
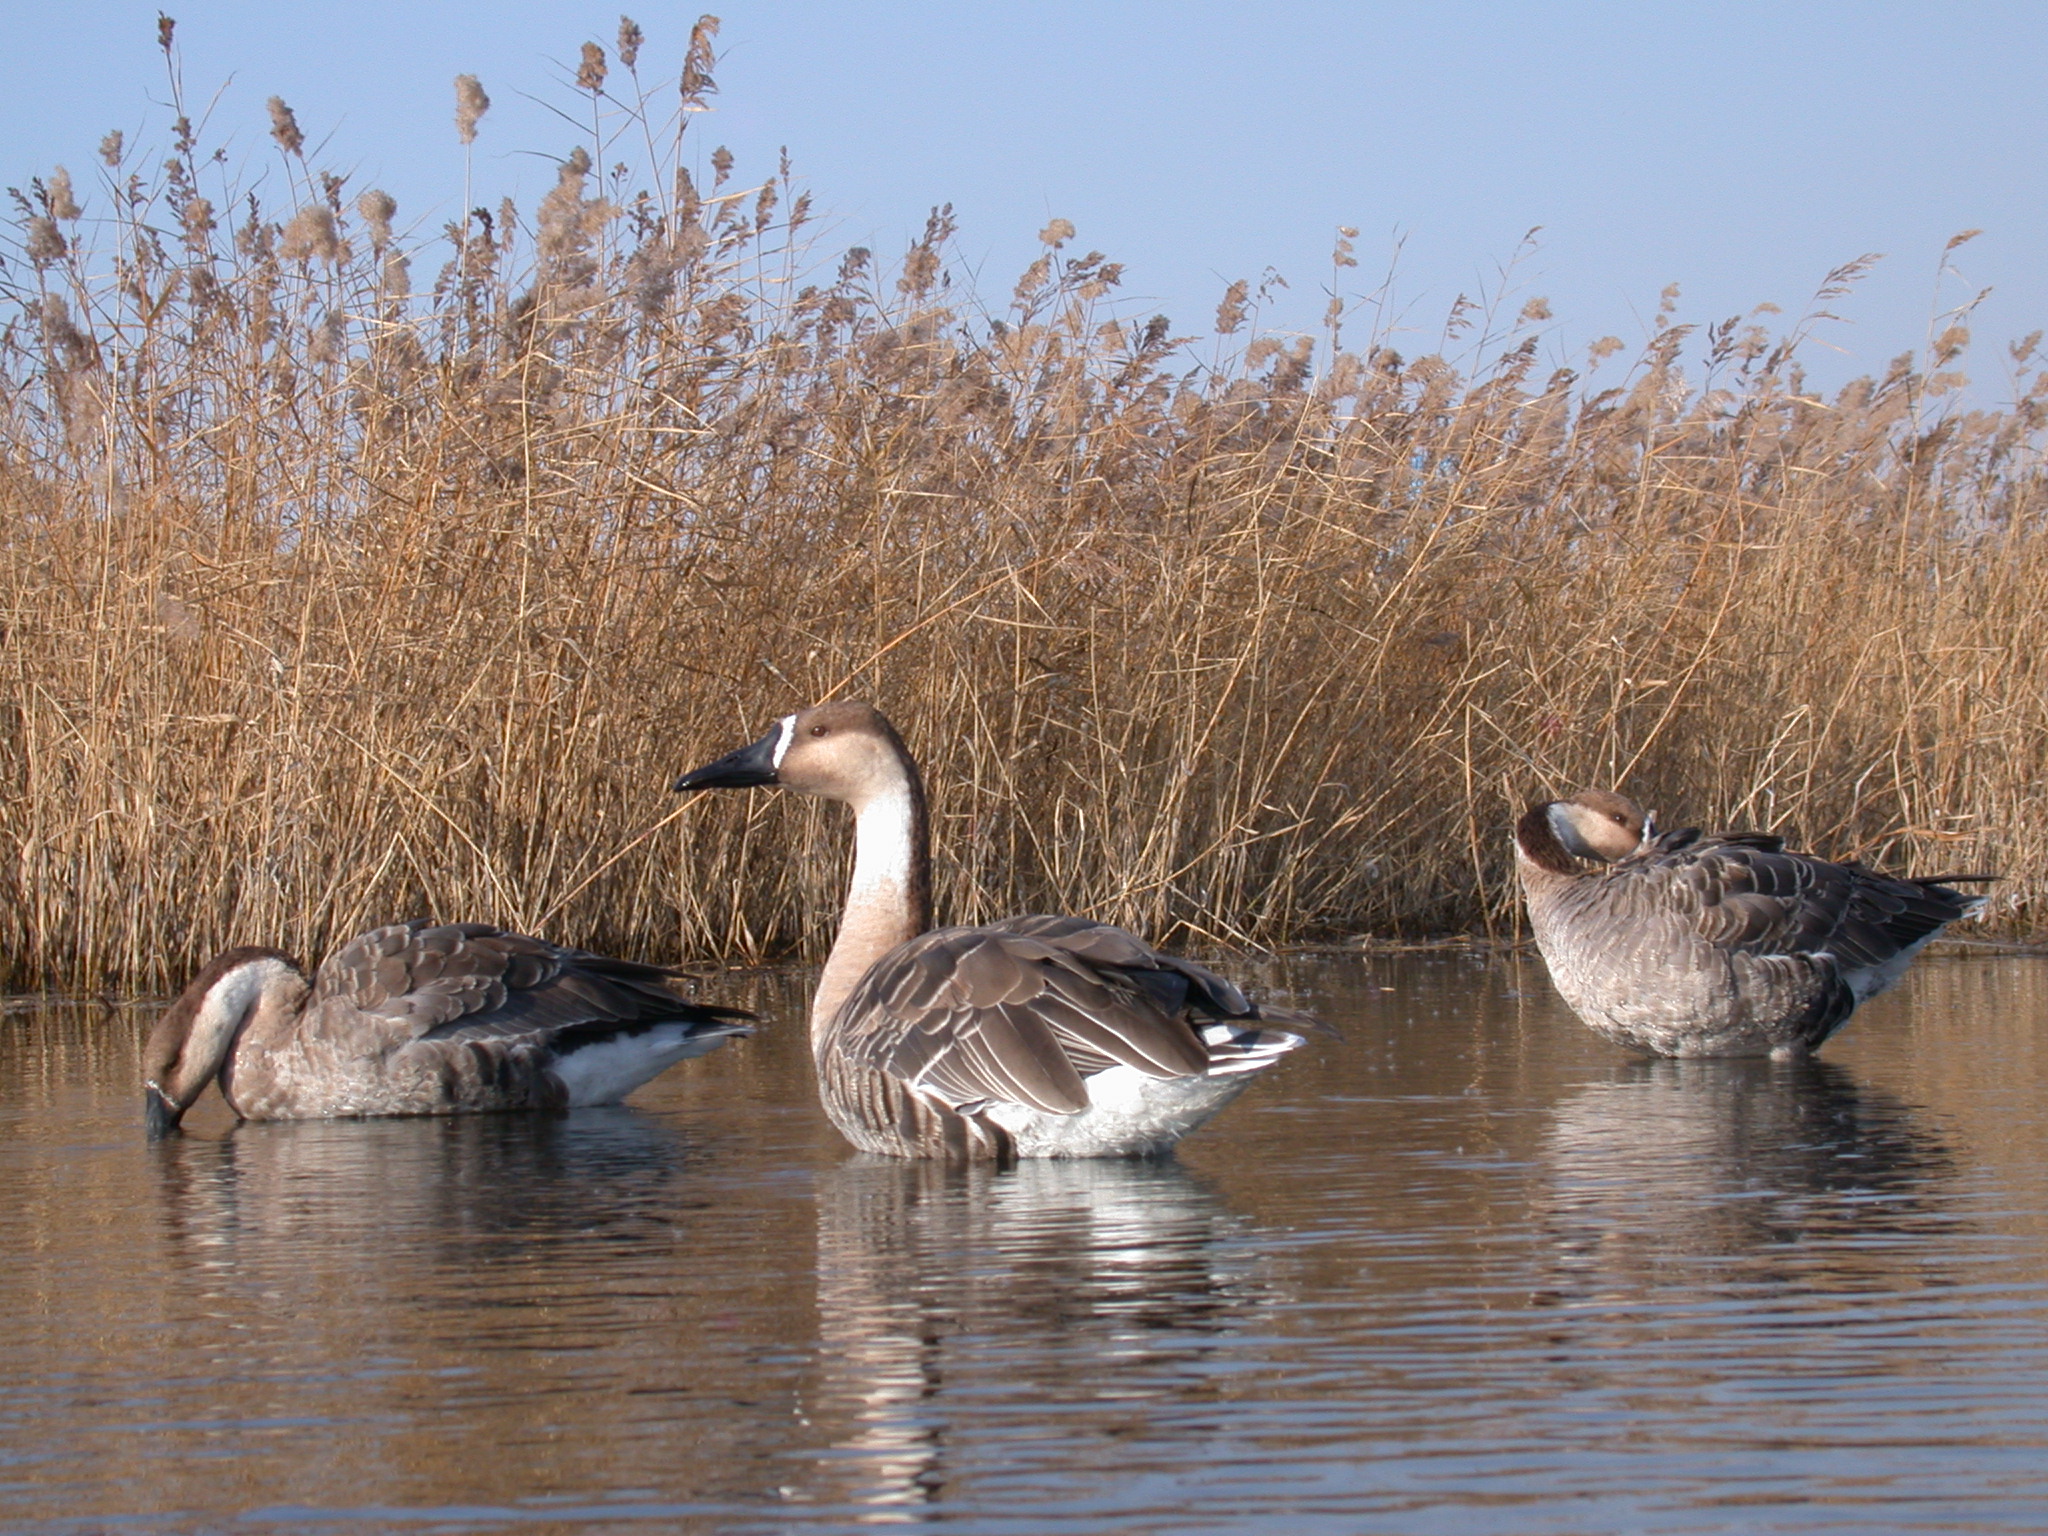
[801,1157,1263,1521]
[1536,1056,1959,1294]
[147,1108,699,1309]
[131,1111,824,1516]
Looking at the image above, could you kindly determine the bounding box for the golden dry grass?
[2,18,2043,989]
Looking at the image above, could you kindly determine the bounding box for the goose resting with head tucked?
[1514,789,1991,1058]
[674,702,1315,1160]
[143,920,754,1135]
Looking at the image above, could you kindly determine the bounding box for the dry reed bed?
[1,18,2043,990]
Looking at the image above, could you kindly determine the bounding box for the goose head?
[674,701,917,811]
[1544,790,1653,862]
[143,947,307,1136]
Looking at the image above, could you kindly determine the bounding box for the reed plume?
[0,18,2041,991]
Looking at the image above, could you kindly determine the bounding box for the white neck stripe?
[849,782,917,900]
[181,957,298,1088]
[771,715,797,769]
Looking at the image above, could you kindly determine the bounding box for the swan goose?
[674,702,1314,1159]
[1514,789,1989,1058]
[143,920,752,1134]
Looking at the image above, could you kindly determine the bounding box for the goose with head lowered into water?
[1513,789,1992,1058]
[143,920,754,1135]
[674,702,1317,1160]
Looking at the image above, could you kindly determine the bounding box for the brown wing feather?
[834,918,1257,1116]
[985,914,1258,1018]
[1612,834,1982,965]
[313,921,749,1047]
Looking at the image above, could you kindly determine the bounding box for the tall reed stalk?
[2,18,2041,990]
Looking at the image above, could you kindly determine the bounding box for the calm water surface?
[5,952,2048,1534]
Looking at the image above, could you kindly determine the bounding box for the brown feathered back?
[1516,797,1988,1058]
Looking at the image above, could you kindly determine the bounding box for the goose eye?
[809,724,829,737]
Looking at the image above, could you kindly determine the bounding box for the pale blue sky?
[4,2,2042,395]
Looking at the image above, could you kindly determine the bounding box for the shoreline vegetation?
[3,17,2044,991]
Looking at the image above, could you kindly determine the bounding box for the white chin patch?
[771,715,797,768]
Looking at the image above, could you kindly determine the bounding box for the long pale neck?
[152,954,307,1112]
[812,770,932,1041]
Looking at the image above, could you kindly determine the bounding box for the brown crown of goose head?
[675,701,921,810]
[1543,789,1653,862]
[142,945,308,1136]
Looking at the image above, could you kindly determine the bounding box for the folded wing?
[832,915,1296,1115]
[1617,830,1984,968]
[310,920,752,1049]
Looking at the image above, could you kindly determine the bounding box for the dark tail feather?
[1252,1002,1339,1038]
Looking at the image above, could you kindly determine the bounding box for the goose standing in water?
[674,702,1313,1159]
[143,920,753,1134]
[1514,790,1990,1058]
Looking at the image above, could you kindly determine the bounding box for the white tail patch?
[551,1022,746,1107]
[969,1030,1307,1156]
[987,1064,1262,1157]
[1200,1022,1309,1076]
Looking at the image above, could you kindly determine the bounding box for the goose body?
[675,702,1312,1160]
[1514,790,1989,1058]
[143,920,753,1134]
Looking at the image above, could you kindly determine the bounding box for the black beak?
[673,727,782,792]
[144,1084,183,1139]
